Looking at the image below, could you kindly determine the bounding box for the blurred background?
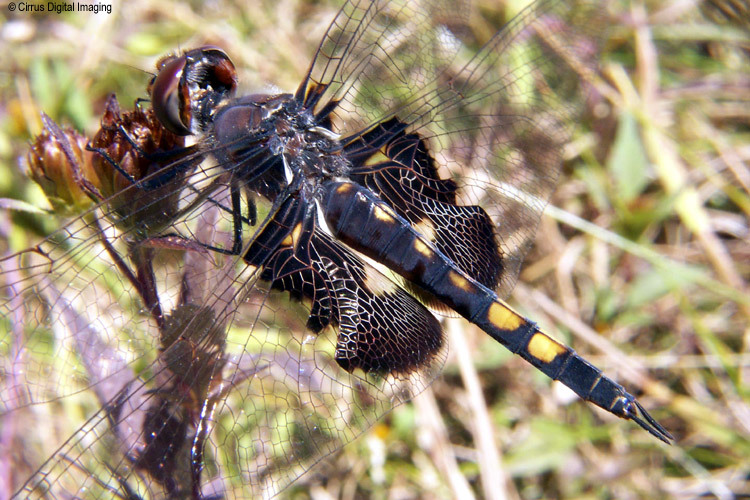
[0,0,748,498]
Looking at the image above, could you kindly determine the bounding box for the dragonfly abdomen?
[322,181,574,368]
[322,180,672,443]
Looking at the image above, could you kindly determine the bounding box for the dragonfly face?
[3,0,675,498]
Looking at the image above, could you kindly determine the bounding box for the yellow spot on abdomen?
[448,270,472,292]
[373,205,395,222]
[413,218,436,242]
[527,332,567,363]
[487,301,523,330]
[413,238,434,258]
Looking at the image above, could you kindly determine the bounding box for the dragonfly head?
[150,46,238,136]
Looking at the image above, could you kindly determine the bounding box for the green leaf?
[607,111,649,203]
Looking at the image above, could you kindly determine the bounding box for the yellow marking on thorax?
[363,150,390,166]
[281,222,303,247]
[527,332,567,363]
[487,301,523,330]
[336,182,354,194]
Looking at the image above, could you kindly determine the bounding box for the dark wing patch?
[244,199,444,375]
[313,233,445,375]
[345,119,503,290]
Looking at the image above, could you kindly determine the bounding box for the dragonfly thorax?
[211,91,349,203]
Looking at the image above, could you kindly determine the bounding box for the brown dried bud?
[26,118,99,214]
[89,94,189,233]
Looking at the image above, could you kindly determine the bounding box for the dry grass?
[1,0,748,498]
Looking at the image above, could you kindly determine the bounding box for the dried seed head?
[27,121,98,214]
[91,95,183,198]
[89,94,189,234]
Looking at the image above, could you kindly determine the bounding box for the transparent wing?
[301,0,610,297]
[4,166,445,498]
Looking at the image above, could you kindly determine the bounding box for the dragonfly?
[1,0,672,498]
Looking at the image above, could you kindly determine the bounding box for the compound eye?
[150,54,192,135]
